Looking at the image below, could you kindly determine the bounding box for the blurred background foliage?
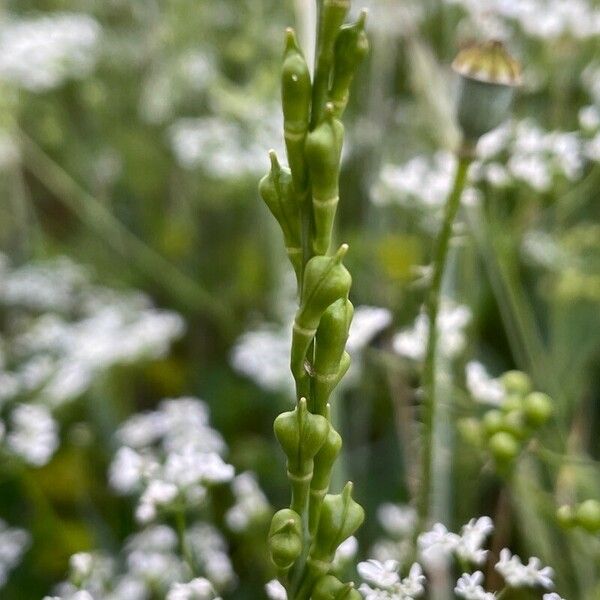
[0,0,600,598]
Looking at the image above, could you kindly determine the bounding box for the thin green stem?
[175,508,195,575]
[418,154,471,529]
[17,129,231,331]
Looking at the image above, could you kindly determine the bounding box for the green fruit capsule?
[291,245,352,380]
[330,10,369,117]
[501,410,527,440]
[259,150,302,278]
[268,509,303,569]
[310,410,342,535]
[575,500,600,533]
[452,40,521,145]
[314,351,351,414]
[274,398,329,514]
[305,105,344,255]
[282,28,311,191]
[313,298,354,414]
[312,0,351,126]
[457,417,484,448]
[523,392,553,427]
[501,393,523,414]
[556,505,575,529]
[311,482,365,562]
[500,370,532,397]
[483,409,504,437]
[313,575,361,600]
[488,431,520,464]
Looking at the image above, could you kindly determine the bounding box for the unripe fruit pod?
[556,505,575,529]
[310,414,342,535]
[306,105,344,255]
[575,500,600,533]
[312,482,365,562]
[501,370,532,396]
[330,11,369,118]
[501,410,527,440]
[501,393,523,414]
[488,431,520,464]
[291,246,352,380]
[483,409,504,437]
[259,151,302,278]
[313,575,362,600]
[274,399,329,514]
[313,350,351,415]
[268,509,303,569]
[452,41,521,144]
[457,417,484,448]
[282,29,311,191]
[523,392,553,428]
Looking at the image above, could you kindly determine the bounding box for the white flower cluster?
[0,13,101,92]
[231,305,392,394]
[109,397,234,523]
[361,513,563,599]
[393,301,471,362]
[445,0,600,40]
[45,527,223,599]
[0,255,185,409]
[465,362,506,407]
[0,519,30,589]
[225,472,270,533]
[168,105,284,178]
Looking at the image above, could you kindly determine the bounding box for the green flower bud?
[274,398,329,513]
[291,245,352,380]
[282,28,312,191]
[483,409,504,437]
[313,575,361,600]
[523,392,553,428]
[312,0,351,126]
[488,431,520,464]
[457,417,484,448]
[501,370,532,396]
[575,500,600,533]
[556,505,575,529]
[501,393,524,414]
[452,40,521,145]
[312,482,364,562]
[310,410,342,535]
[305,105,344,255]
[330,10,369,118]
[313,298,354,415]
[501,409,527,440]
[259,151,302,278]
[268,509,303,569]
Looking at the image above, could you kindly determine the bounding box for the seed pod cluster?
[557,500,600,533]
[458,369,554,470]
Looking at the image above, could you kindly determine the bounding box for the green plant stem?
[175,508,195,575]
[17,129,230,331]
[418,153,471,529]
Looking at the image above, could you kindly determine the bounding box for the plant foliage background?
[0,0,600,598]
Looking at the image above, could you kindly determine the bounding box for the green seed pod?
[305,105,344,255]
[259,150,302,278]
[330,11,369,118]
[282,28,311,192]
[501,393,524,414]
[483,409,504,437]
[452,41,521,145]
[523,392,553,428]
[268,509,303,569]
[312,0,351,126]
[291,245,352,380]
[311,482,365,562]
[314,351,351,415]
[501,410,527,440]
[575,500,600,533]
[310,409,342,535]
[313,298,354,415]
[501,370,532,396]
[313,575,361,600]
[274,398,329,513]
[488,431,520,464]
[556,505,575,529]
[457,417,484,448]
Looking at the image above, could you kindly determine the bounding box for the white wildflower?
[6,404,59,466]
[265,579,287,600]
[377,504,417,538]
[0,519,30,588]
[495,548,554,589]
[454,571,495,600]
[465,362,505,406]
[224,472,269,532]
[417,523,460,566]
[455,517,494,565]
[166,577,221,600]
